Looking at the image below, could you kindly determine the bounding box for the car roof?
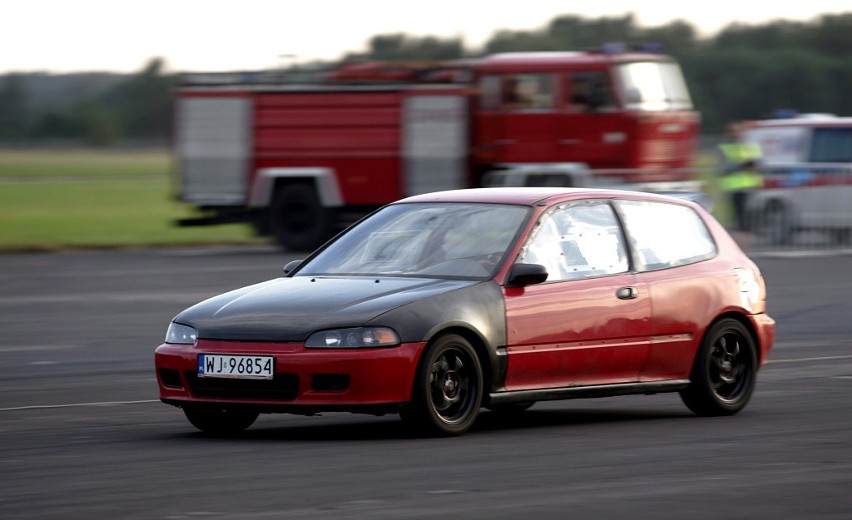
[397,187,695,207]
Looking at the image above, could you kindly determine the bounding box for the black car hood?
[174,275,483,342]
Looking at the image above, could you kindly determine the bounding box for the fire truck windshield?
[615,61,692,111]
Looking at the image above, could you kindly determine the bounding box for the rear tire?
[269,184,333,252]
[183,405,259,435]
[680,319,757,416]
[401,334,483,436]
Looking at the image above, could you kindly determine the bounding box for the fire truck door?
[558,71,627,168]
[475,74,559,164]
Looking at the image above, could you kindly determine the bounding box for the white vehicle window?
[518,202,628,281]
[615,61,693,111]
[616,200,716,271]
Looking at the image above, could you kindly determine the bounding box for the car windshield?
[298,202,531,278]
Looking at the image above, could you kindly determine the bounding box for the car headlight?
[305,327,400,348]
[165,322,197,344]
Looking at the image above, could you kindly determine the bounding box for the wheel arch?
[413,325,496,399]
[248,167,343,209]
[699,312,762,366]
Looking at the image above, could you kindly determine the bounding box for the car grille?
[184,371,299,400]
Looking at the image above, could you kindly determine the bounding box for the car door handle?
[616,286,638,300]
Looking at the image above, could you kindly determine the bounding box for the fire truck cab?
[174,46,700,251]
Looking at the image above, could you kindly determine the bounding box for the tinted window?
[518,202,628,281]
[810,127,852,163]
[616,200,716,271]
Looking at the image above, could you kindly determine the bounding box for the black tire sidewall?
[683,319,757,416]
[410,334,483,436]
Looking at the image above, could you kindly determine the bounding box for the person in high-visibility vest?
[718,126,764,231]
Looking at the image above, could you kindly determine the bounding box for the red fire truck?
[174,46,700,250]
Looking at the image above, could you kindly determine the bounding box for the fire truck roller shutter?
[403,95,468,195]
[176,97,251,205]
[252,168,343,252]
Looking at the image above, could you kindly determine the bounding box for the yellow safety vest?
[718,141,764,191]
[719,142,762,164]
[720,170,764,190]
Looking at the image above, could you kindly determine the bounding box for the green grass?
[0,149,264,251]
[0,149,171,177]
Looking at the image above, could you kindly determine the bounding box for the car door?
[613,199,721,381]
[503,200,651,390]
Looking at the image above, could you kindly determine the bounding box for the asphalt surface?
[1,245,851,519]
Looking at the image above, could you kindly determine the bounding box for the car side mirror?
[506,263,548,288]
[282,260,303,276]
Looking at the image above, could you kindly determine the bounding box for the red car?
[155,188,775,436]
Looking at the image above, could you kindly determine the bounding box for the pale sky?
[3,0,850,74]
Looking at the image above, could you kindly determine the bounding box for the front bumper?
[155,339,426,412]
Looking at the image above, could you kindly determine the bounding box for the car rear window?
[615,200,716,271]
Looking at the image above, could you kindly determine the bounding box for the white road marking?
[769,354,852,364]
[0,399,159,412]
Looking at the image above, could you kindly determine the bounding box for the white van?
[739,115,852,245]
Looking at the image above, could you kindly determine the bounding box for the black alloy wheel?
[680,318,757,416]
[402,334,483,436]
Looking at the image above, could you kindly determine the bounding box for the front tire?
[183,405,259,435]
[680,319,757,416]
[402,334,483,436]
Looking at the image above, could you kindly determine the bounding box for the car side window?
[615,200,717,271]
[518,202,628,281]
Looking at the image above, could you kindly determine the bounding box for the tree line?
[0,58,176,146]
[1,13,850,144]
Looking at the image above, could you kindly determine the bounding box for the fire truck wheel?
[269,184,333,252]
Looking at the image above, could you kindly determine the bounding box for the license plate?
[198,354,274,380]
